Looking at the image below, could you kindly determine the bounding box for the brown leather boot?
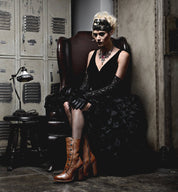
[83,136,97,178]
[54,137,83,182]
[56,137,73,175]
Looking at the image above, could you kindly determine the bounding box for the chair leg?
[6,124,19,171]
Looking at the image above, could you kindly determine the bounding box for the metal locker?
[0,121,11,156]
[47,60,60,95]
[0,59,15,120]
[47,0,71,58]
[20,0,43,56]
[20,59,45,115]
[0,0,15,55]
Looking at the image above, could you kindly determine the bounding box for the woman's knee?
[63,102,70,114]
[71,108,83,116]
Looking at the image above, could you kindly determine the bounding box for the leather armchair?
[57,31,130,90]
[44,31,130,171]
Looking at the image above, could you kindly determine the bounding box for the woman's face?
[92,30,110,47]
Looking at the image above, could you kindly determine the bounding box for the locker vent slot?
[23,82,41,103]
[0,83,13,103]
[0,121,11,156]
[51,17,65,34]
[23,15,40,32]
[51,83,60,94]
[0,10,11,30]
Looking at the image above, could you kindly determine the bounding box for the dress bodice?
[87,49,131,96]
[84,48,146,160]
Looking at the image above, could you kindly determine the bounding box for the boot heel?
[83,162,90,177]
[92,160,97,176]
[78,166,84,181]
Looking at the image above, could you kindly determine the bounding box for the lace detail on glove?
[79,72,90,92]
[83,75,122,102]
[70,97,88,110]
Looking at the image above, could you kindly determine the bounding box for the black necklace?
[99,47,114,64]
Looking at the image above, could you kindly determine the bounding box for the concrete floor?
[0,162,178,192]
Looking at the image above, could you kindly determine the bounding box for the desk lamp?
[10,67,33,116]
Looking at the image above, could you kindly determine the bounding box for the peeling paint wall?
[171,57,178,151]
[117,0,157,149]
[117,0,178,153]
[165,0,178,153]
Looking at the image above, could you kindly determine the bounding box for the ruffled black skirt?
[84,94,147,160]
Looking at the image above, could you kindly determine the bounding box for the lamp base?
[13,109,26,116]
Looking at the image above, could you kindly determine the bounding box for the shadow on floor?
[0,152,178,192]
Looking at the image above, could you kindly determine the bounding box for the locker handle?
[50,36,53,45]
[29,70,35,73]
[0,69,6,73]
[22,34,25,43]
[50,72,53,82]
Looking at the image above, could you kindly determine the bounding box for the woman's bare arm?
[115,50,130,79]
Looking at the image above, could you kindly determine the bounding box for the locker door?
[0,0,15,55]
[0,59,15,120]
[20,0,43,56]
[20,59,45,115]
[47,60,60,94]
[47,0,71,58]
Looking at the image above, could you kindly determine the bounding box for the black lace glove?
[79,72,90,93]
[60,87,72,96]
[83,75,122,102]
[70,76,122,110]
[70,97,88,109]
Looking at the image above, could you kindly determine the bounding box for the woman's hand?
[70,97,88,110]
[82,102,91,111]
[70,97,92,111]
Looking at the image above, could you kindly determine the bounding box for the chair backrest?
[57,31,131,90]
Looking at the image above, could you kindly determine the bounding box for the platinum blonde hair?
[93,11,117,32]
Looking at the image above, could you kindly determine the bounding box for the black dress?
[84,49,147,165]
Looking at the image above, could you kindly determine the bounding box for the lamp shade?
[17,67,33,82]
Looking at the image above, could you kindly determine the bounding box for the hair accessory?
[93,19,112,32]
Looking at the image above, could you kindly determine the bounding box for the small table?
[4,115,46,171]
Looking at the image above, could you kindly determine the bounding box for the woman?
[54,11,146,182]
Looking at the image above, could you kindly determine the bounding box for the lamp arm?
[9,67,22,81]
[12,77,21,110]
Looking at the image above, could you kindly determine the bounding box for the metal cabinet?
[0,0,71,156]
[47,60,60,95]
[47,0,71,58]
[0,0,15,56]
[20,59,45,115]
[20,0,43,56]
[0,0,71,118]
[0,58,15,117]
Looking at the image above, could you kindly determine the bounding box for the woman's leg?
[70,104,97,177]
[71,109,85,139]
[70,102,91,139]
[63,101,86,139]
[54,102,96,182]
[63,101,72,126]
[54,102,85,182]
